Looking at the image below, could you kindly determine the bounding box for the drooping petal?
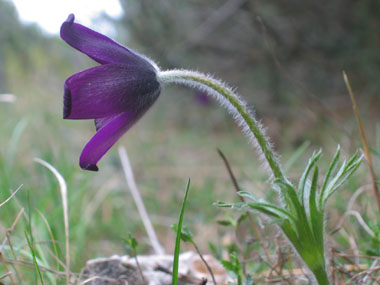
[60,14,154,68]
[79,88,160,171]
[79,112,134,171]
[64,64,160,119]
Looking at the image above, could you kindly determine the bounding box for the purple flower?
[61,14,161,171]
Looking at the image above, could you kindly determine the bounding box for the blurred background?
[0,0,379,274]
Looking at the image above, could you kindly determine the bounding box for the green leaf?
[322,153,362,204]
[122,233,140,255]
[214,201,246,209]
[217,220,233,226]
[309,167,324,248]
[209,242,222,260]
[25,231,44,284]
[323,158,347,198]
[274,179,300,216]
[171,224,194,242]
[237,213,247,227]
[172,179,191,285]
[298,150,322,204]
[221,253,243,285]
[221,259,237,272]
[319,146,341,208]
[276,181,314,243]
[247,202,296,222]
[281,219,299,244]
[214,201,233,208]
[237,191,257,201]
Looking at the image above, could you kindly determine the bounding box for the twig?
[0,205,25,282]
[0,252,15,284]
[0,184,23,207]
[79,275,120,284]
[132,253,146,284]
[191,241,217,285]
[258,263,367,278]
[118,146,165,255]
[336,253,380,260]
[34,158,70,284]
[343,71,380,215]
[3,258,78,278]
[0,208,24,252]
[350,265,380,282]
[0,271,12,280]
[217,149,274,265]
[361,259,377,283]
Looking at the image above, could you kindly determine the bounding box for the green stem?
[312,266,329,285]
[158,69,286,181]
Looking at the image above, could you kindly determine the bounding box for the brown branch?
[343,71,380,215]
[0,253,15,285]
[190,241,217,285]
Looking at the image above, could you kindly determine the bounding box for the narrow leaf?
[309,167,324,247]
[172,179,191,285]
[25,231,44,284]
[298,151,322,203]
[247,202,295,222]
[319,146,340,208]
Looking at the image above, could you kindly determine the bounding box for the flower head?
[61,14,161,171]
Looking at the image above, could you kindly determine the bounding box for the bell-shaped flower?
[61,14,161,171]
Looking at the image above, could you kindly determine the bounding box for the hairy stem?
[158,69,286,181]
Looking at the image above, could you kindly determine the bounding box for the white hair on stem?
[157,69,286,181]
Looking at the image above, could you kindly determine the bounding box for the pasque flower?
[61,14,161,171]
[61,15,283,179]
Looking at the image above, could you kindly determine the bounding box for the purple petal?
[79,112,135,171]
[60,14,153,68]
[79,88,160,171]
[64,64,160,119]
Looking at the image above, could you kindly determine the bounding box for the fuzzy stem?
[158,69,286,181]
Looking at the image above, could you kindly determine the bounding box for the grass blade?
[0,184,23,207]
[25,231,44,284]
[172,179,191,285]
[34,158,70,284]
